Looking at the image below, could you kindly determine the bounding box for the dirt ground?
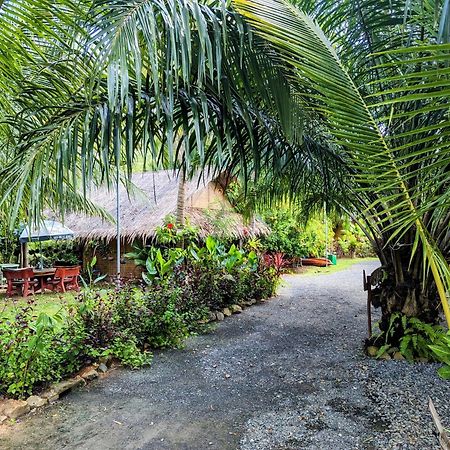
[1,260,448,449]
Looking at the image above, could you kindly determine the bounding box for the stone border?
[0,297,269,424]
[0,358,112,424]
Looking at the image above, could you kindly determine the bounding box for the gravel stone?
[2,261,448,450]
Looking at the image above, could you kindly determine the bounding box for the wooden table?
[33,268,57,293]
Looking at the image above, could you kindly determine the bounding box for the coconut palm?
[0,0,304,220]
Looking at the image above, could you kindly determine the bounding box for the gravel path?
[1,260,449,449]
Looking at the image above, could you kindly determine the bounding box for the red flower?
[167,223,174,230]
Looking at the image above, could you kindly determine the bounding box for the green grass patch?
[301,257,379,276]
[0,291,77,320]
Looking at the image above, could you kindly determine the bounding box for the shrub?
[371,313,447,366]
[1,232,281,399]
[28,240,81,268]
[429,332,450,379]
[336,223,375,258]
[0,307,85,397]
[261,211,334,259]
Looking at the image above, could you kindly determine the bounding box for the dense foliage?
[261,211,331,259]
[371,313,450,379]
[0,228,279,399]
[259,209,374,260]
[28,240,81,268]
[127,223,279,309]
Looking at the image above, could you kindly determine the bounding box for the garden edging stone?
[26,396,48,409]
[0,399,30,420]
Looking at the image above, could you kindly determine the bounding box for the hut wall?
[83,240,143,280]
[187,181,232,210]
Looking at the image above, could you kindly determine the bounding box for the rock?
[26,395,47,408]
[207,311,217,322]
[79,367,99,381]
[249,299,257,305]
[230,304,242,314]
[216,312,225,321]
[98,363,108,374]
[0,399,30,419]
[393,352,405,361]
[99,355,113,367]
[223,308,232,317]
[416,357,429,363]
[0,415,7,424]
[378,352,392,361]
[50,377,84,396]
[367,346,379,357]
[388,347,399,355]
[40,391,59,403]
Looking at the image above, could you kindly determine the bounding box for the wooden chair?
[49,266,81,293]
[4,268,37,297]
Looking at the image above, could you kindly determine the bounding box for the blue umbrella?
[19,220,75,244]
[19,220,75,268]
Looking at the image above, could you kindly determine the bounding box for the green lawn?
[0,291,77,320]
[298,257,379,276]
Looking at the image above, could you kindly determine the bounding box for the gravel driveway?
[1,260,449,449]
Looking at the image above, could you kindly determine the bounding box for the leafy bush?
[371,313,450,378]
[429,332,450,379]
[261,210,333,259]
[336,222,375,258]
[0,307,85,397]
[0,292,153,398]
[28,240,80,268]
[0,230,280,399]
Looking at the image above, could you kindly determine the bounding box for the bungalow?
[58,169,269,278]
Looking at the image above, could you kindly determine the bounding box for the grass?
[0,291,77,320]
[292,257,379,276]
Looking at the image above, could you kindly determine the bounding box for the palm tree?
[0,0,449,335]
[234,0,450,330]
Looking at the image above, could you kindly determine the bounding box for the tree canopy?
[0,0,449,327]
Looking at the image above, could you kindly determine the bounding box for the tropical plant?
[0,0,449,340]
[234,0,450,333]
[429,332,450,379]
[373,313,445,362]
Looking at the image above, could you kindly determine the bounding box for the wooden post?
[20,243,29,268]
[363,270,372,338]
[429,398,450,450]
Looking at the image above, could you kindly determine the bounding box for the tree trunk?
[371,244,440,338]
[176,167,186,227]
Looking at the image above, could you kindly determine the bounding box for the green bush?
[429,332,450,379]
[337,222,375,258]
[261,210,333,259]
[0,307,85,397]
[28,240,80,268]
[371,313,450,379]
[1,231,281,399]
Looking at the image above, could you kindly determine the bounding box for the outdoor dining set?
[0,219,81,297]
[2,265,81,297]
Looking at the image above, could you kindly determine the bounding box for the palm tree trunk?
[176,167,186,227]
[372,243,439,336]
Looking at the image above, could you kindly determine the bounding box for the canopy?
[19,220,75,244]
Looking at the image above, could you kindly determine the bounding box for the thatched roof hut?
[58,170,269,242]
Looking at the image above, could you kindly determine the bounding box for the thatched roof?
[56,170,269,242]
